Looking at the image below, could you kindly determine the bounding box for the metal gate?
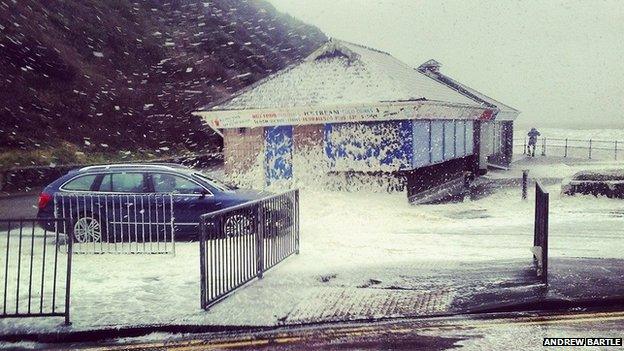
[199,189,300,309]
[54,193,175,254]
[0,218,72,324]
[532,182,549,284]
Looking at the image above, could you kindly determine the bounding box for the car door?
[148,172,218,239]
[106,172,149,245]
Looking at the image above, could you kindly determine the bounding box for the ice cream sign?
[194,101,494,129]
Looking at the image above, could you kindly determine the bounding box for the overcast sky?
[268,0,624,129]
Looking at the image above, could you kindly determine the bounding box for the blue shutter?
[444,120,455,160]
[412,120,431,168]
[431,121,444,163]
[265,126,293,184]
[456,121,465,157]
[466,122,474,155]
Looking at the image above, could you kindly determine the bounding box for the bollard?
[522,170,529,200]
[523,138,527,155]
[463,171,472,201]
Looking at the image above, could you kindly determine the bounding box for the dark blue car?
[37,163,271,241]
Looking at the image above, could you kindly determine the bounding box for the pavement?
[277,257,624,325]
[1,257,623,345]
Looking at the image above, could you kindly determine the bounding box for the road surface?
[0,193,38,218]
[38,310,624,350]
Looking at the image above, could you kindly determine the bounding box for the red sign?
[479,110,495,121]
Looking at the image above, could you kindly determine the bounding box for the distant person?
[527,128,541,157]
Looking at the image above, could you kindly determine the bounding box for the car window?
[152,173,205,194]
[63,175,97,191]
[111,173,145,193]
[193,172,235,191]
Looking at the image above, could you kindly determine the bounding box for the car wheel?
[223,214,253,238]
[265,199,293,237]
[269,213,292,236]
[72,214,103,243]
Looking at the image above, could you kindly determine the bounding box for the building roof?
[418,60,520,121]
[203,39,481,111]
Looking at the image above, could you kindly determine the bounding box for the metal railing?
[532,183,549,285]
[0,218,72,324]
[54,193,175,254]
[199,189,300,310]
[514,137,622,160]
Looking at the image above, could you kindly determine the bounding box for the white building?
[194,40,520,202]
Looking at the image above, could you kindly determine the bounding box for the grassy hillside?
[0,0,325,167]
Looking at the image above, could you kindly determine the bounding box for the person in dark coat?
[527,128,541,157]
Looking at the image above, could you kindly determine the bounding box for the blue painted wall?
[324,121,413,171]
[261,120,475,179]
[265,126,293,184]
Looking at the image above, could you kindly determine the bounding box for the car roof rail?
[78,163,187,172]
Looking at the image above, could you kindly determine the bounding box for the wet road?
[0,193,38,218]
[52,310,624,350]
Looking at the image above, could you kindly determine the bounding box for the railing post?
[541,138,546,156]
[534,183,539,248]
[295,189,300,255]
[523,138,527,155]
[564,138,568,158]
[64,219,73,325]
[170,195,175,256]
[542,191,549,285]
[589,139,592,159]
[522,170,529,200]
[615,141,618,161]
[199,218,207,310]
[256,204,264,279]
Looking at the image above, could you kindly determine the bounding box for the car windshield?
[192,172,237,191]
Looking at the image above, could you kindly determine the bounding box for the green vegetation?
[0,142,198,171]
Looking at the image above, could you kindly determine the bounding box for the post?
[199,219,206,309]
[256,204,265,279]
[523,138,527,155]
[589,139,592,159]
[541,138,546,156]
[522,170,529,200]
[463,171,472,201]
[170,195,175,255]
[615,141,618,161]
[542,191,549,285]
[533,184,539,248]
[295,190,300,255]
[564,138,568,158]
[64,219,73,325]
